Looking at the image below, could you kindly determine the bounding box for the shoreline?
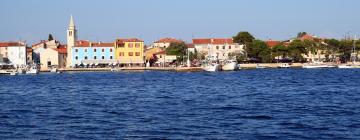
[38,63,321,73]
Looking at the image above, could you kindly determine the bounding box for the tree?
[166,42,187,63]
[297,32,308,38]
[228,52,246,63]
[271,44,288,60]
[48,34,54,41]
[247,40,271,63]
[288,39,307,62]
[233,31,255,59]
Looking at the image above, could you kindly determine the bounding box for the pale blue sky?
[1,0,359,44]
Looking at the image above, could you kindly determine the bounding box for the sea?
[0,69,360,139]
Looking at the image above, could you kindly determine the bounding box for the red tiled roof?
[92,42,114,47]
[116,38,144,44]
[26,47,33,52]
[193,38,233,44]
[154,38,183,43]
[76,40,91,47]
[300,34,315,41]
[0,42,24,47]
[187,44,194,48]
[54,47,67,54]
[265,40,281,48]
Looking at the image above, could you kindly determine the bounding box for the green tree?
[323,39,340,61]
[297,32,308,38]
[288,39,307,62]
[48,34,54,41]
[228,52,246,63]
[271,44,288,60]
[248,40,271,63]
[233,31,255,59]
[166,42,187,62]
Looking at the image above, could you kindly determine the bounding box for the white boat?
[0,69,17,75]
[50,67,58,73]
[302,61,334,69]
[256,64,266,69]
[203,63,221,72]
[338,35,360,69]
[338,64,360,69]
[26,65,39,74]
[278,63,291,68]
[222,60,238,71]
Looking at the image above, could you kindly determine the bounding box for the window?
[110,56,113,59]
[223,46,225,49]
[110,48,113,52]
[75,49,78,52]
[128,52,133,56]
[47,61,51,66]
[69,31,72,36]
[119,52,124,56]
[94,49,97,52]
[102,49,104,52]
[85,56,88,60]
[94,56,97,60]
[216,46,219,49]
[75,56,78,60]
[160,55,162,58]
[229,46,231,49]
[135,52,140,56]
[85,49,87,52]
[135,43,140,48]
[128,43,133,48]
[102,56,105,59]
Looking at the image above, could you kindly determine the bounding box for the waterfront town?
[1,16,360,74]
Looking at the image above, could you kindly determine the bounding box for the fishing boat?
[221,60,238,71]
[203,62,221,72]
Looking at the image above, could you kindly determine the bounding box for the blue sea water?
[0,69,360,139]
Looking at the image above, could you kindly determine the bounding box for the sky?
[1,0,359,45]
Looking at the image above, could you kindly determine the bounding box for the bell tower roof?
[69,15,75,29]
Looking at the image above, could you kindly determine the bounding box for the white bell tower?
[66,15,77,68]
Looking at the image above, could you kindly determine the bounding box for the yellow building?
[115,38,144,66]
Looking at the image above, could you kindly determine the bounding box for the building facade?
[152,38,183,48]
[115,38,144,66]
[0,42,27,67]
[72,40,115,66]
[192,38,244,60]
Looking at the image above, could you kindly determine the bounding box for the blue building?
[72,40,115,67]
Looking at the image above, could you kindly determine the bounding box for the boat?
[221,60,238,71]
[50,67,58,73]
[278,63,291,68]
[26,65,39,74]
[202,63,221,72]
[302,61,334,69]
[338,35,360,69]
[0,69,17,75]
[337,64,360,69]
[256,64,266,69]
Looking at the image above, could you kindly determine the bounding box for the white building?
[0,42,27,67]
[151,38,183,49]
[192,38,244,60]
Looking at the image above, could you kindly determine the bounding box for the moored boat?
[278,63,291,68]
[221,60,238,71]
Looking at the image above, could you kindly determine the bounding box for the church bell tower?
[66,15,77,68]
